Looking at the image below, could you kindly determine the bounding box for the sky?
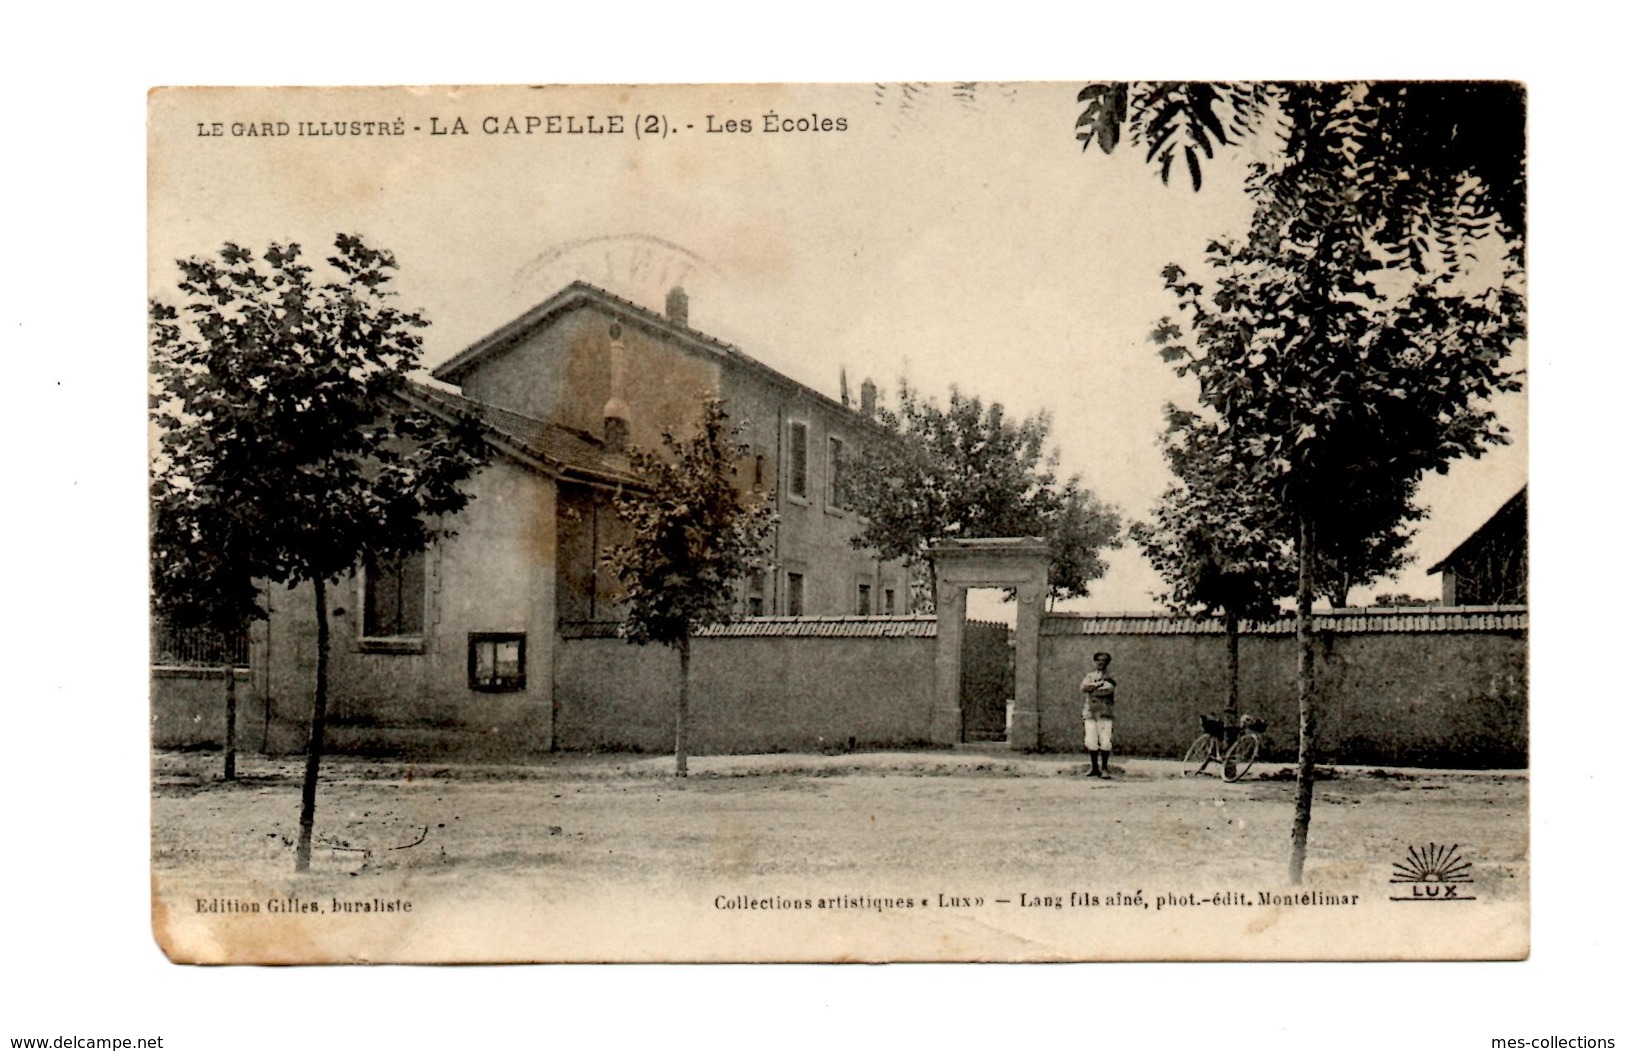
[149,83,1527,614]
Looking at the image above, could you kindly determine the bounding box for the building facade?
[429,281,911,623]
[248,282,910,754]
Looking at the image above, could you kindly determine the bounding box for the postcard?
[149,82,1528,962]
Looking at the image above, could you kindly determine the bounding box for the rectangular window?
[884,588,896,615]
[788,421,809,500]
[747,570,766,617]
[754,454,765,487]
[468,632,526,692]
[857,583,872,615]
[363,549,425,638]
[827,435,847,508]
[787,572,805,617]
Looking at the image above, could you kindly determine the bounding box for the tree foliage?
[605,398,776,647]
[151,488,261,637]
[1135,407,1421,615]
[1078,81,1526,267]
[1130,415,1292,623]
[1373,593,1433,608]
[1310,478,1420,609]
[1153,241,1523,538]
[842,382,1122,602]
[1045,477,1126,604]
[151,236,486,591]
[1077,82,1271,192]
[150,234,486,869]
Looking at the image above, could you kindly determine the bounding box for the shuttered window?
[363,549,425,638]
[788,421,809,499]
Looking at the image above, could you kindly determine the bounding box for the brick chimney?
[860,378,877,417]
[666,286,689,327]
[603,322,630,453]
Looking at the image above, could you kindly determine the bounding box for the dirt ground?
[150,748,1528,961]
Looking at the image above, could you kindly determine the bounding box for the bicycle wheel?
[1182,735,1214,777]
[1221,734,1260,782]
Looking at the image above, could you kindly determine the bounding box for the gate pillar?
[930,583,967,744]
[1010,578,1043,750]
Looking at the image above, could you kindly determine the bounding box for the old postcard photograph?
[147,82,1529,963]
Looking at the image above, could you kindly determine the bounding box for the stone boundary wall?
[554,618,938,754]
[150,665,253,751]
[1038,608,1527,767]
[153,609,1527,767]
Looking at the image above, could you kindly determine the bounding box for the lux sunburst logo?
[1389,843,1477,901]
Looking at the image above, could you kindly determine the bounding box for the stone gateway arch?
[928,538,1051,750]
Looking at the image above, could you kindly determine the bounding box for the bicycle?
[1182,714,1266,782]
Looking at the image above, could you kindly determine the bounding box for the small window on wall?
[363,549,426,639]
[788,421,809,500]
[468,633,526,692]
[787,572,805,617]
[884,588,896,615]
[857,583,872,615]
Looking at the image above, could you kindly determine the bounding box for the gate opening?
[961,590,1015,742]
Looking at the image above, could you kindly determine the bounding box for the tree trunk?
[295,577,331,873]
[1288,515,1317,884]
[223,663,237,782]
[1330,574,1350,610]
[1222,609,1239,779]
[674,634,691,778]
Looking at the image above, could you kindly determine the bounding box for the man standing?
[1080,651,1117,779]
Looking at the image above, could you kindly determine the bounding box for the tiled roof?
[561,616,939,640]
[430,281,884,433]
[704,616,939,638]
[564,609,1526,640]
[1040,606,1528,636]
[405,382,642,486]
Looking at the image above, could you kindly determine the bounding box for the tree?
[150,235,486,872]
[1151,193,1523,883]
[150,489,260,781]
[1136,405,1432,762]
[1131,413,1293,754]
[1089,81,1526,882]
[843,382,1122,604]
[604,398,775,777]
